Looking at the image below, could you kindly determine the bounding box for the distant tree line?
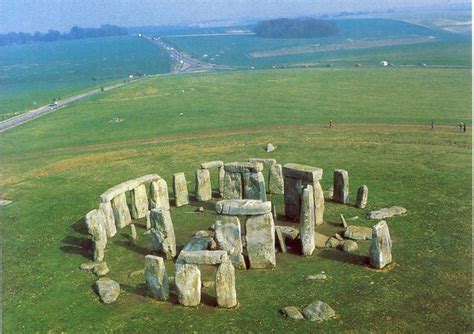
[0,24,128,47]
[254,18,338,38]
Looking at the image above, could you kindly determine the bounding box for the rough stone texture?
[130,184,148,219]
[323,187,334,200]
[194,230,210,237]
[149,178,170,210]
[300,185,315,256]
[224,162,264,173]
[283,163,323,182]
[218,166,225,197]
[144,255,169,300]
[370,220,392,269]
[245,213,276,269]
[146,211,151,230]
[173,172,189,207]
[150,208,176,259]
[356,185,368,209]
[98,202,117,238]
[85,209,108,262]
[175,263,201,306]
[223,172,243,200]
[314,232,330,248]
[215,216,246,269]
[278,226,300,240]
[325,237,342,248]
[215,199,272,216]
[200,161,224,169]
[216,260,237,308]
[284,176,302,221]
[195,169,212,202]
[268,164,284,195]
[80,262,98,271]
[313,181,325,225]
[266,143,275,152]
[93,262,110,276]
[342,240,358,252]
[367,206,407,220]
[135,174,161,184]
[111,193,132,229]
[129,269,145,278]
[179,250,228,265]
[333,169,349,204]
[340,214,348,228]
[130,224,137,242]
[275,226,287,253]
[344,225,372,240]
[95,278,120,304]
[303,301,336,321]
[182,236,213,252]
[335,233,344,241]
[243,172,267,201]
[100,179,140,202]
[281,306,304,320]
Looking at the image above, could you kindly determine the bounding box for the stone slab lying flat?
[178,250,228,265]
[367,206,407,220]
[200,161,224,169]
[283,163,323,182]
[215,199,272,216]
[344,225,372,240]
[224,162,264,173]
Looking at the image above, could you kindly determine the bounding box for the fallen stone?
[268,164,284,195]
[178,250,228,265]
[215,216,246,269]
[367,206,407,220]
[342,240,358,252]
[215,199,272,216]
[314,232,330,248]
[281,306,304,320]
[333,169,349,204]
[80,262,98,271]
[111,192,132,229]
[243,172,267,201]
[95,278,120,304]
[266,143,275,152]
[149,178,170,210]
[370,220,392,269]
[275,226,287,253]
[340,214,348,228]
[335,233,344,241]
[0,199,12,206]
[175,263,201,306]
[128,269,145,278]
[200,161,224,169]
[224,162,263,173]
[223,172,243,200]
[307,274,327,280]
[300,185,315,256]
[150,208,176,259]
[93,262,110,277]
[202,280,215,289]
[344,225,372,240]
[245,213,276,269]
[195,169,212,202]
[356,185,368,209]
[326,237,342,248]
[145,255,169,300]
[349,216,359,221]
[216,260,237,308]
[130,184,148,219]
[303,301,336,322]
[182,236,213,252]
[278,226,299,240]
[98,202,117,238]
[283,163,323,182]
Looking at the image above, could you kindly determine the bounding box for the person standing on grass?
[329,119,333,128]
[431,121,435,130]
[463,123,467,133]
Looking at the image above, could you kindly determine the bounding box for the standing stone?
[150,208,176,259]
[284,176,302,221]
[370,221,392,269]
[111,192,132,229]
[216,260,237,308]
[356,185,368,209]
[268,164,284,195]
[85,209,108,262]
[312,181,325,225]
[275,226,287,253]
[173,172,189,207]
[98,202,117,238]
[245,213,276,269]
[223,172,243,200]
[195,169,212,202]
[243,172,266,201]
[144,255,169,300]
[146,211,151,229]
[333,169,349,204]
[130,224,137,242]
[300,185,315,256]
[131,184,148,219]
[149,178,170,210]
[175,263,201,306]
[218,166,225,197]
[214,216,246,269]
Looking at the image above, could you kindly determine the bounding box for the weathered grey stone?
[95,278,120,304]
[175,263,201,306]
[80,262,98,271]
[202,280,215,289]
[182,236,213,252]
[268,164,284,195]
[367,206,407,220]
[215,216,246,269]
[178,250,228,265]
[111,193,132,229]
[370,220,392,269]
[93,262,110,276]
[195,169,212,202]
[218,166,225,197]
[223,172,243,200]
[245,213,276,269]
[281,306,304,320]
[100,179,140,202]
[313,181,325,225]
[146,211,151,230]
[248,158,276,167]
[344,225,372,240]
[307,274,327,281]
[85,209,108,262]
[314,232,330,248]
[215,199,272,216]
[340,214,348,228]
[149,178,170,210]
[333,169,349,204]
[200,161,224,169]
[283,163,323,182]
[356,185,368,209]
[243,172,266,201]
[135,174,161,184]
[323,187,333,200]
[278,226,300,240]
[300,185,315,256]
[275,226,287,253]
[173,172,189,207]
[216,260,237,308]
[98,202,116,238]
[224,162,264,173]
[335,233,344,241]
[144,255,169,300]
[150,208,176,259]
[266,143,275,152]
[326,237,342,248]
[194,230,210,237]
[284,176,302,221]
[342,240,358,252]
[303,301,336,321]
[130,224,137,242]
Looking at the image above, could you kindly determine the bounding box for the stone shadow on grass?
[121,282,148,298]
[318,249,369,267]
[116,238,150,257]
[60,235,92,260]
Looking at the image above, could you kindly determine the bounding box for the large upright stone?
[283,163,323,182]
[243,172,266,201]
[149,178,170,210]
[333,169,349,204]
[175,263,201,306]
[300,185,315,256]
[218,166,225,197]
[85,209,108,262]
[98,201,117,238]
[111,192,132,229]
[173,172,189,207]
[245,213,276,269]
[223,172,242,200]
[356,185,368,209]
[215,216,246,269]
[313,181,325,225]
[369,221,392,269]
[195,169,212,202]
[150,208,176,259]
[284,176,302,221]
[130,184,148,219]
[144,255,169,300]
[268,164,284,195]
[216,260,237,308]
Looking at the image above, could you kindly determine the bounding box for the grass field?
[0,35,170,119]
[0,67,471,332]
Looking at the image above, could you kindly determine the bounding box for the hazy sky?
[0,0,466,33]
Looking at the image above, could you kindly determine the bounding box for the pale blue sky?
[0,0,466,33]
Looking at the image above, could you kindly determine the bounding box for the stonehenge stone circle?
[130,183,148,219]
[243,171,267,201]
[85,209,108,262]
[200,161,225,197]
[173,172,189,207]
[149,178,170,210]
[95,278,120,304]
[303,301,336,322]
[370,220,392,269]
[98,201,117,238]
[144,255,169,301]
[223,171,243,200]
[356,185,368,209]
[216,260,238,308]
[245,212,276,269]
[215,216,246,269]
[344,225,372,240]
[367,206,407,220]
[223,162,265,201]
[275,226,287,253]
[178,250,228,265]
[300,185,316,256]
[195,169,212,202]
[111,192,132,229]
[175,263,201,306]
[182,236,214,252]
[268,163,284,195]
[215,199,272,216]
[150,208,176,259]
[333,169,349,204]
[200,161,224,169]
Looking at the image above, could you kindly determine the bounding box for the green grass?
[0,67,471,332]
